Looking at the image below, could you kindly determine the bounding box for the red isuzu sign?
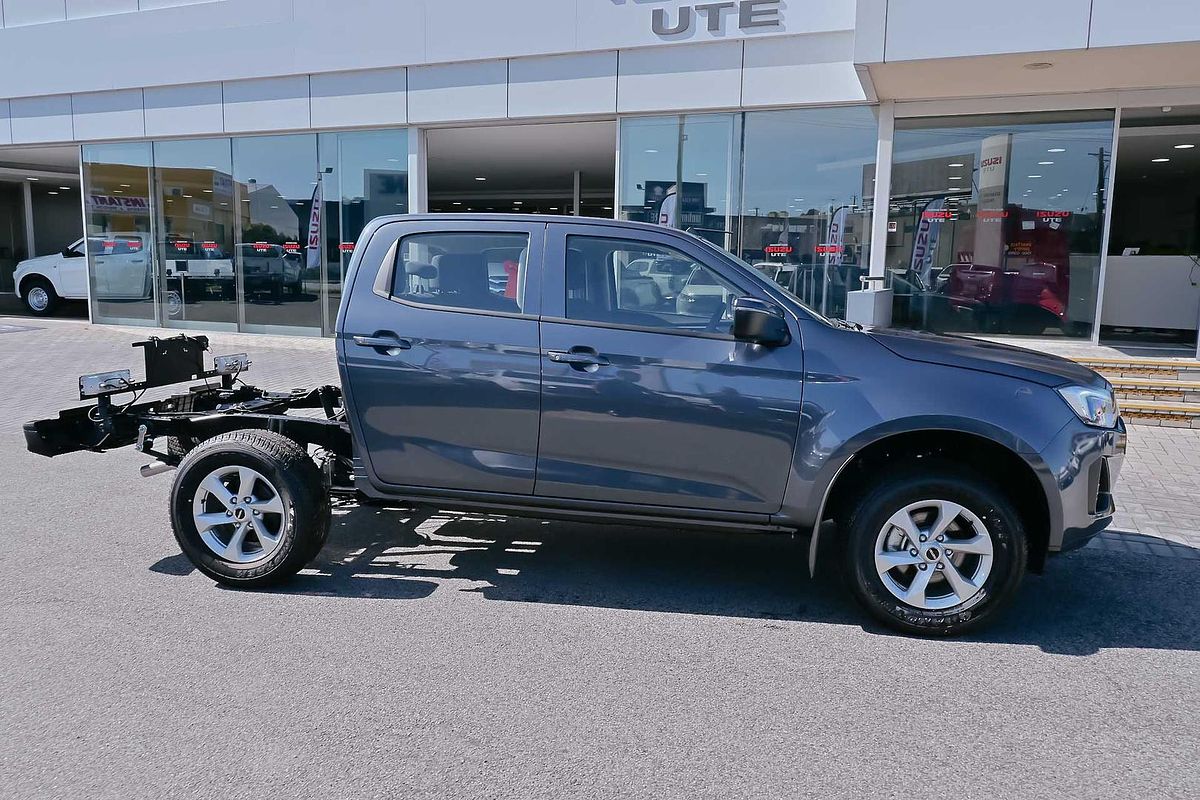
[764,245,792,255]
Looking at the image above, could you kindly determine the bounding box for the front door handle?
[353,333,412,353]
[547,348,610,369]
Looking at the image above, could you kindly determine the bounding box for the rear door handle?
[547,349,610,369]
[353,334,412,352]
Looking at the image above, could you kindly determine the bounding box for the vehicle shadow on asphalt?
[151,505,1200,654]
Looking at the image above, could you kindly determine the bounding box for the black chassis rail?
[23,333,351,464]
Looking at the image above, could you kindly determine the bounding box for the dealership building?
[0,0,1199,347]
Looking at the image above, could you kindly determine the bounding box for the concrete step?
[1076,356,1200,381]
[1116,398,1200,427]
[1110,377,1200,403]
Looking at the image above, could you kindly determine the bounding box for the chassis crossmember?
[23,334,352,475]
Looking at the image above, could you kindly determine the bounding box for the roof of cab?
[366,213,674,234]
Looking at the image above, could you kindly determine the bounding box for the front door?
[339,219,545,495]
[535,224,804,514]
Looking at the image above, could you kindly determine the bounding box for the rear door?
[535,223,804,514]
[339,219,545,495]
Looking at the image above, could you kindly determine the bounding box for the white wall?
[0,35,868,145]
[0,0,857,99]
[861,0,1200,63]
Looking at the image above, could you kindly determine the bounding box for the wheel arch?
[808,422,1060,577]
[17,270,56,299]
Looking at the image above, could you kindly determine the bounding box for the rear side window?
[393,232,530,314]
[564,235,742,333]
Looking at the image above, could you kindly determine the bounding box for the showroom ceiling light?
[47,191,58,195]
[514,201,523,205]
[645,149,658,154]
[1038,161,1054,165]
[1175,144,1196,149]
[26,177,37,181]
[948,162,965,167]
[1028,174,1042,178]
[1048,148,1066,153]
[1152,158,1171,163]
[948,176,963,180]
[59,186,71,190]
[452,201,462,205]
[475,176,487,181]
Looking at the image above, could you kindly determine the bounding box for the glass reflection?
[233,135,322,334]
[886,112,1113,338]
[739,107,878,319]
[83,142,156,325]
[154,138,237,329]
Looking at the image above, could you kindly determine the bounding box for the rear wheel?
[21,277,59,316]
[842,466,1027,636]
[169,430,330,587]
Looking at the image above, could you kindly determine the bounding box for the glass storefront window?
[886,112,1114,338]
[619,114,741,249]
[83,142,157,325]
[739,107,879,319]
[233,134,322,335]
[154,138,237,330]
[320,129,409,327]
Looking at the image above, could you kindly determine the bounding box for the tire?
[166,435,201,463]
[21,277,59,316]
[169,430,330,588]
[842,465,1027,636]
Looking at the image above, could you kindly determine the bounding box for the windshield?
[687,233,832,324]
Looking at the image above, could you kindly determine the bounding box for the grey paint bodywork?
[336,214,1123,560]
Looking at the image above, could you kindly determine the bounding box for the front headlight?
[1057,384,1119,428]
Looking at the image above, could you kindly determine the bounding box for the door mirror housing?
[732,296,790,346]
[62,247,84,259]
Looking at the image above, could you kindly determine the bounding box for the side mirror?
[732,296,790,347]
[62,247,83,258]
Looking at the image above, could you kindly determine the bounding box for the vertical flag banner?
[911,197,947,289]
[826,206,848,267]
[306,178,323,270]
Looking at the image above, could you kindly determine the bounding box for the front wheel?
[169,430,330,588]
[843,467,1027,636]
[21,277,59,316]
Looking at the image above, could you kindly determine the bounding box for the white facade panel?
[138,0,220,10]
[0,100,11,145]
[9,95,73,143]
[310,67,407,129]
[578,0,854,51]
[883,0,1091,61]
[742,33,865,107]
[286,0,426,75]
[508,51,617,119]
[222,75,310,133]
[64,0,137,19]
[143,82,223,137]
[71,88,144,140]
[3,0,66,26]
[425,0,576,64]
[617,40,743,113]
[1090,0,1200,48]
[407,60,508,124]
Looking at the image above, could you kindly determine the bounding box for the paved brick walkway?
[6,314,1198,557]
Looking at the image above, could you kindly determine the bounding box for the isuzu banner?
[825,206,848,267]
[911,197,947,288]
[973,133,1012,268]
[306,178,323,270]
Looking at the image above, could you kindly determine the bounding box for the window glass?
[886,111,1114,338]
[618,114,740,249]
[154,138,237,330]
[394,232,530,314]
[233,134,322,334]
[83,142,157,325]
[564,235,742,333]
[739,107,879,320]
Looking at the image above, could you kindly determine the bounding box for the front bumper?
[1043,417,1126,553]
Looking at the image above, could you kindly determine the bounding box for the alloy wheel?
[873,499,995,611]
[191,465,286,564]
[27,287,49,312]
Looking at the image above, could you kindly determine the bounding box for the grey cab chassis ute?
[25,215,1126,636]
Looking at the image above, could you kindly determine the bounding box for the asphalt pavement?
[1,316,1197,799]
